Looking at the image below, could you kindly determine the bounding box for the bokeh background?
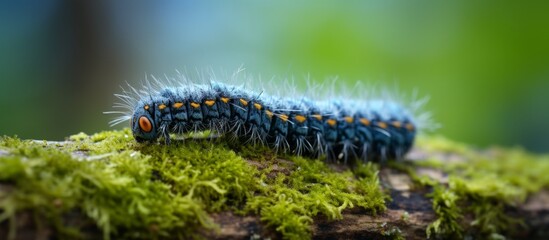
[1,1,548,152]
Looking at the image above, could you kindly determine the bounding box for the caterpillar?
[106,70,430,163]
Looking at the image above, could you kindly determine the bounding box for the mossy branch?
[0,130,548,239]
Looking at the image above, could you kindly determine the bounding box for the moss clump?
[0,136,210,239]
[413,136,549,239]
[425,185,463,238]
[0,129,388,239]
[246,158,387,239]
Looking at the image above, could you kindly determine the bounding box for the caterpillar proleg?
[106,70,431,163]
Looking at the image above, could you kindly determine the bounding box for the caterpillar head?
[131,103,159,142]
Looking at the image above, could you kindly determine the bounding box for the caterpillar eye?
[138,116,152,133]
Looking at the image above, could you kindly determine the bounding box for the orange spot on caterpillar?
[392,121,402,128]
[239,98,248,106]
[295,115,306,123]
[254,103,262,110]
[327,119,337,127]
[190,102,200,108]
[377,122,388,129]
[265,110,273,118]
[279,114,289,122]
[360,118,370,126]
[173,102,184,109]
[220,97,230,103]
[345,116,354,123]
[312,114,322,121]
[158,104,166,110]
[139,116,152,133]
[406,123,415,131]
[144,105,150,110]
[204,100,215,106]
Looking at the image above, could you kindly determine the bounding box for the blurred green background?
[0,1,548,152]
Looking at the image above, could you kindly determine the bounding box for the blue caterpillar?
[109,76,423,162]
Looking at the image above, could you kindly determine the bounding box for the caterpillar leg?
[164,134,171,145]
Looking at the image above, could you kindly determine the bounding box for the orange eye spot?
[254,103,262,110]
[377,122,388,129]
[173,102,184,109]
[204,100,215,106]
[144,105,150,110]
[158,104,166,110]
[327,119,337,127]
[295,115,306,123]
[190,102,200,108]
[265,110,273,118]
[279,114,289,122]
[406,123,415,131]
[220,97,230,103]
[239,98,248,106]
[139,116,152,133]
[344,117,354,123]
[312,114,322,121]
[360,118,370,126]
[392,121,402,128]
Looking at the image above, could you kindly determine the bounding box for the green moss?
[0,136,212,239]
[425,185,463,239]
[68,129,135,154]
[416,135,471,156]
[414,136,549,239]
[246,158,387,239]
[3,132,545,239]
[0,130,388,239]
